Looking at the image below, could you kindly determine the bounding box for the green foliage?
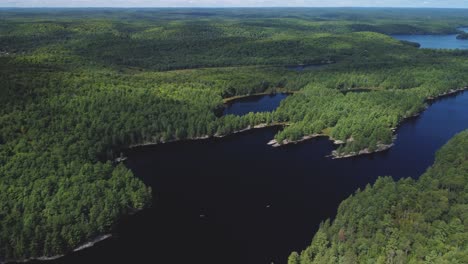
[1,8,468,261]
[291,130,468,263]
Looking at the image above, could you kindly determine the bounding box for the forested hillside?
[289,130,468,264]
[0,8,468,261]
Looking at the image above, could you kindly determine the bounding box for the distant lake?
[223,93,289,116]
[393,27,468,49]
[52,90,468,264]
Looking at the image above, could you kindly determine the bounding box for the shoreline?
[127,122,289,150]
[73,234,112,252]
[270,86,468,159]
[128,86,467,157]
[37,86,467,263]
[426,87,468,101]
[267,134,329,148]
[330,143,395,159]
[126,86,467,157]
[3,234,112,264]
[223,90,297,104]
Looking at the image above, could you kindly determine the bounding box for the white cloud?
[1,0,468,8]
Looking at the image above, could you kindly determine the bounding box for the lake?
[224,93,289,116]
[44,90,468,264]
[393,28,468,49]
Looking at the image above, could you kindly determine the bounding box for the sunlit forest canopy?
[0,8,467,261]
[289,130,468,263]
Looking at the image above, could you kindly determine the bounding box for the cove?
[392,28,468,49]
[43,91,468,264]
[223,93,289,116]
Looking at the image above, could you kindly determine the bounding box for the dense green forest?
[0,8,468,261]
[289,130,468,264]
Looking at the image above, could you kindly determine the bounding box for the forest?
[289,130,468,264]
[0,8,468,261]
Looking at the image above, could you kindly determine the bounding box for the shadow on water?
[45,91,468,264]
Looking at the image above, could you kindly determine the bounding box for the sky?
[1,0,468,8]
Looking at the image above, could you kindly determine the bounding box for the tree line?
[0,9,468,261]
[289,130,468,264]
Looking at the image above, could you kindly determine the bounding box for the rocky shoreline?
[127,122,289,150]
[269,87,468,159]
[72,234,112,252]
[128,87,467,159]
[426,87,467,101]
[331,143,394,159]
[267,134,326,147]
[2,234,112,264]
[268,133,395,159]
[13,86,465,264]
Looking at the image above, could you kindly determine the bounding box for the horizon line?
[1,6,468,9]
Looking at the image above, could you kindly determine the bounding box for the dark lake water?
[393,28,468,49]
[45,90,468,264]
[224,93,289,116]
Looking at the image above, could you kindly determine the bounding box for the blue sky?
[2,0,468,8]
